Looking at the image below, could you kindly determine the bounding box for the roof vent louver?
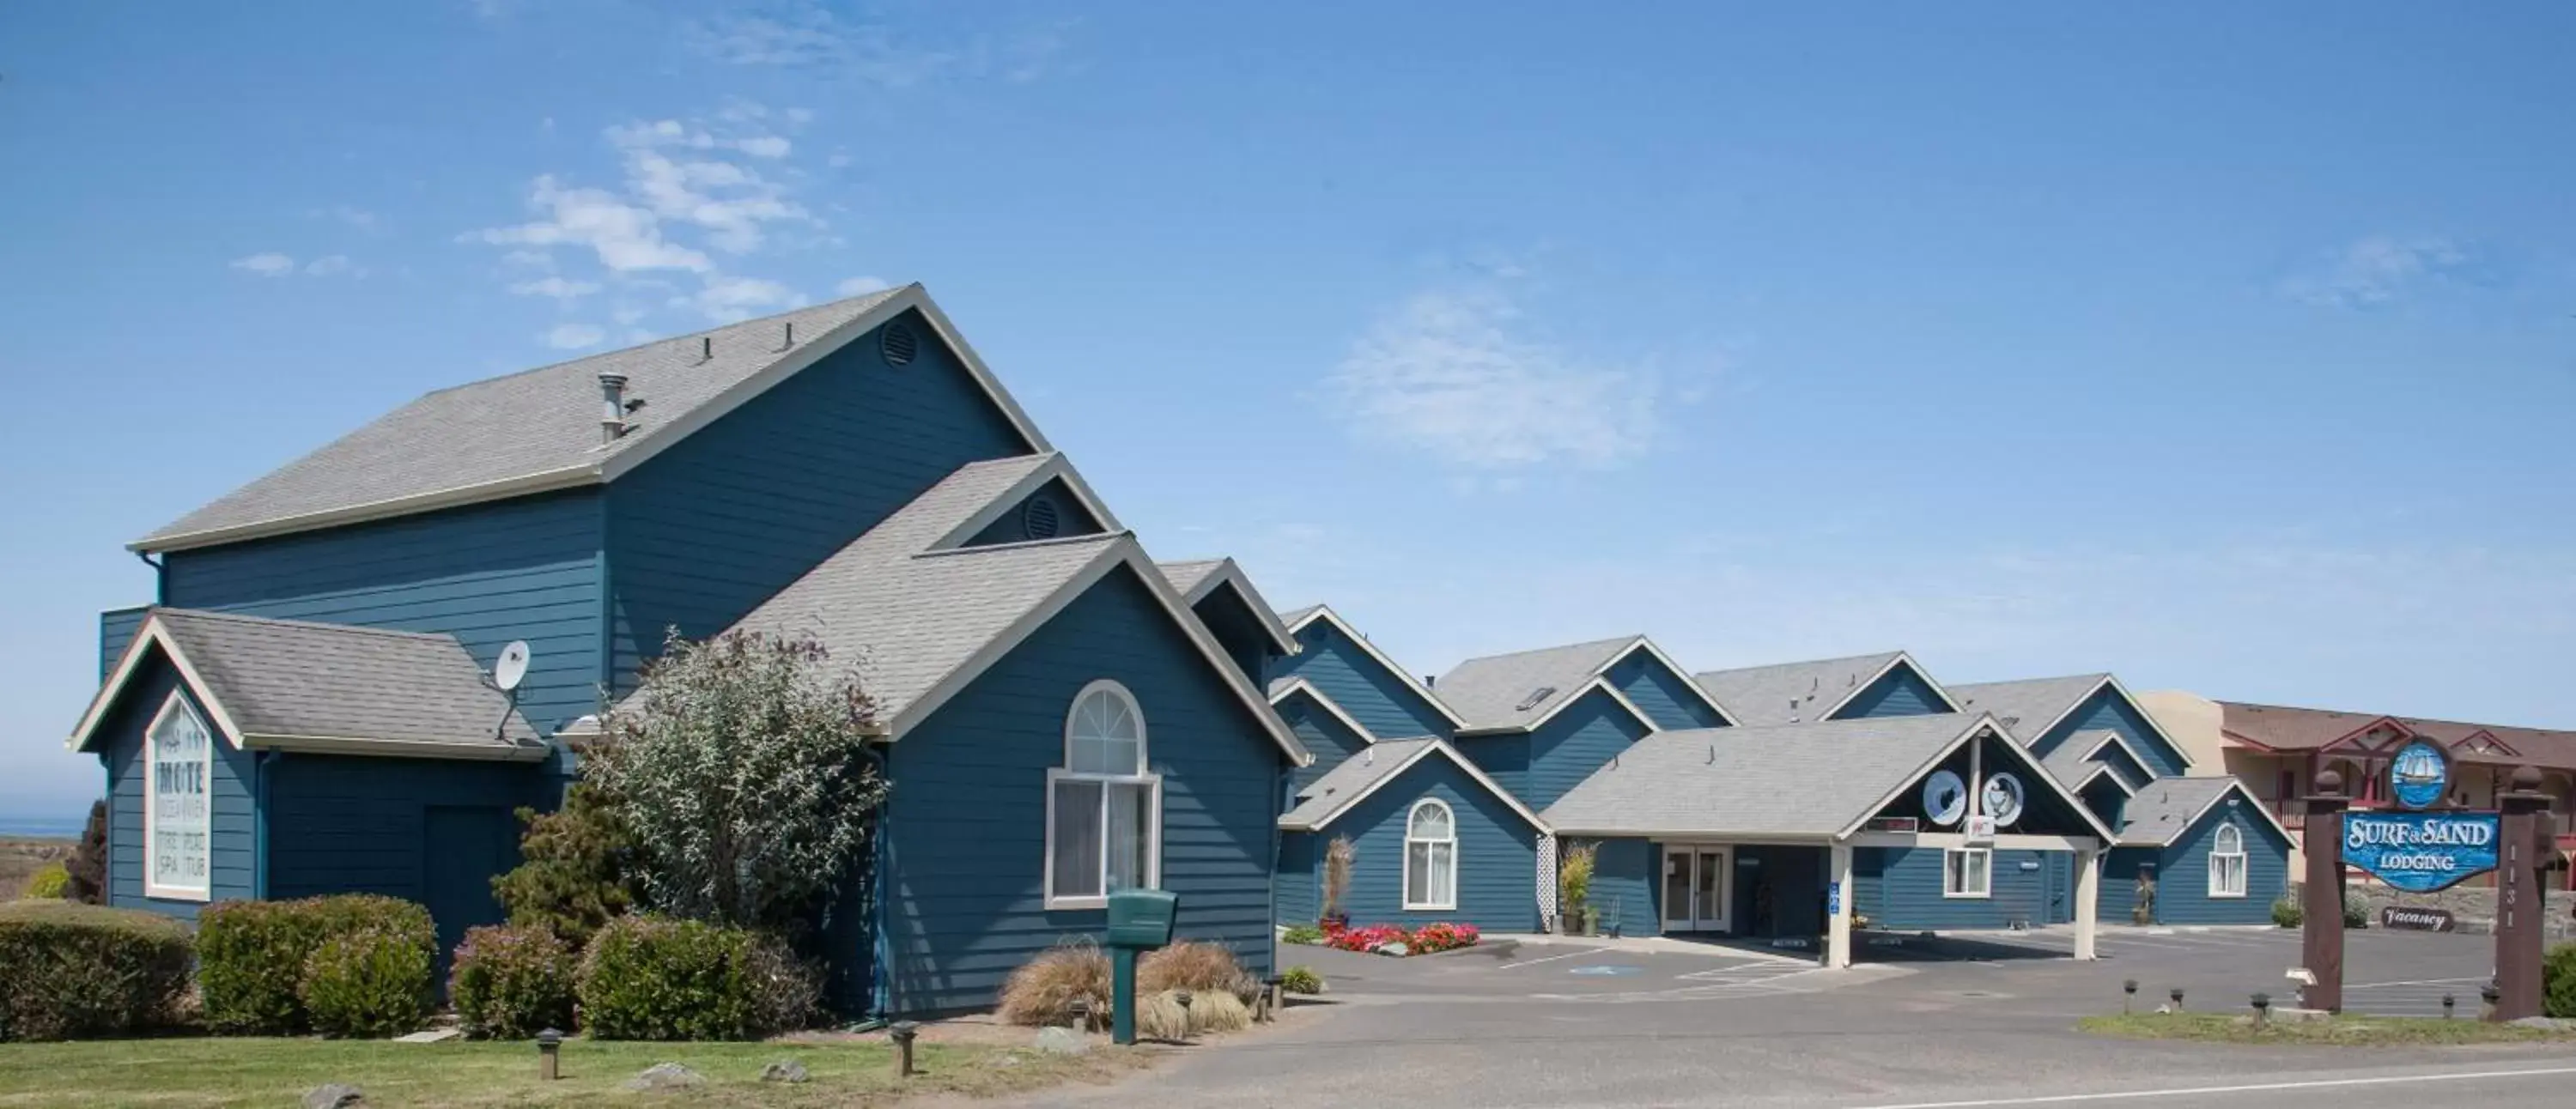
[1021,496,1061,541]
[1515,686,1558,712]
[881,322,918,366]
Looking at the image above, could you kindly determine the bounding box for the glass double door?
[1662,845,1732,933]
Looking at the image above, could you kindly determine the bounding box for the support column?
[2300,770,2349,1014]
[1827,840,1855,969]
[2073,845,2099,961]
[2496,767,2550,1021]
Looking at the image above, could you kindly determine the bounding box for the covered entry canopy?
[1542,712,2116,967]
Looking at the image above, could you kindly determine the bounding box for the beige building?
[2136,691,2576,886]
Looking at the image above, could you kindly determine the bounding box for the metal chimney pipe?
[598,371,629,444]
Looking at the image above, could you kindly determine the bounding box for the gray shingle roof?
[138,288,912,549]
[1435,637,1637,731]
[1948,675,2107,744]
[714,454,1127,730]
[2039,729,2137,793]
[149,608,539,752]
[1155,560,1225,600]
[2116,777,2244,846]
[1279,738,1438,828]
[1542,714,1988,837]
[1691,651,1907,727]
[1275,604,1323,627]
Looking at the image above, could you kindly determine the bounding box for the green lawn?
[2080,1011,2575,1046]
[0,1036,1145,1108]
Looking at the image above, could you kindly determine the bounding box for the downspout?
[254,750,277,899]
[857,740,894,1021]
[134,549,165,605]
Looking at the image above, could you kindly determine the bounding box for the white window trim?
[1403,798,1459,912]
[1044,680,1162,911]
[1942,846,1992,900]
[143,690,213,903]
[2208,824,2248,899]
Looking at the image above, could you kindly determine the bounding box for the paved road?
[989,925,2570,1107]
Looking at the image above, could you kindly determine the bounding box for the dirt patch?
[0,837,74,900]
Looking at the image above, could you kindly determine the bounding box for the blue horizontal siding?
[1607,651,1727,730]
[1276,831,1318,924]
[1188,590,1275,688]
[2093,741,2154,790]
[161,488,605,736]
[1278,622,1453,740]
[266,753,549,961]
[1835,664,1950,719]
[2101,847,2154,925]
[1280,688,1371,797]
[1732,845,1829,937]
[2152,799,2291,925]
[1581,838,1660,936]
[1857,846,2057,930]
[102,658,258,922]
[1303,752,1540,933]
[1522,688,1656,811]
[1453,734,1528,798]
[606,309,1035,696]
[2029,687,2190,780]
[99,606,148,682]
[963,478,1103,548]
[879,567,1285,1016]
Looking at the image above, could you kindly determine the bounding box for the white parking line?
[2348,975,2486,990]
[1840,1064,2576,1108]
[1492,948,1600,971]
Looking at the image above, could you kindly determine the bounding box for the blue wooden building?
[66,285,1311,1015]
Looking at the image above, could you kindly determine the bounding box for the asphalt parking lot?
[1001,924,2563,1108]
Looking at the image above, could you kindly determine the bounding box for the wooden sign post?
[2494,767,2549,1022]
[2300,769,2348,1014]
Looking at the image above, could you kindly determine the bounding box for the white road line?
[1492,948,1598,971]
[2347,976,2487,990]
[1839,1064,2576,1109]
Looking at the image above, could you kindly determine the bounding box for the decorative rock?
[624,1063,704,1091]
[303,1084,364,1109]
[2510,1016,2574,1031]
[2272,1007,2330,1024]
[1034,1026,1093,1056]
[1376,942,1410,957]
[392,1028,460,1044]
[760,1060,810,1083]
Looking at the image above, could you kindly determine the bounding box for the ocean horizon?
[0,816,83,839]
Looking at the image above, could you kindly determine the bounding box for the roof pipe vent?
[699,335,713,363]
[598,371,630,444]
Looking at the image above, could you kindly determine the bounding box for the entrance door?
[1662,845,1733,932]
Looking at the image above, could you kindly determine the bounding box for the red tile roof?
[2219,701,2576,771]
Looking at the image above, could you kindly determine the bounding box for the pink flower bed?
[1319,921,1480,955]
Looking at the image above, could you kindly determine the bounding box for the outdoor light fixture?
[2481,983,2500,1021]
[2122,979,2136,1013]
[2250,992,2270,1028]
[536,1027,562,1082]
[1175,991,1195,1043]
[1068,998,1093,1032]
[2169,987,2184,1011]
[2442,993,2457,1019]
[1261,974,1285,1023]
[889,1020,921,1078]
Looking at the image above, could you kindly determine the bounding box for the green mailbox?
[1103,888,1178,1045]
[1106,888,1178,949]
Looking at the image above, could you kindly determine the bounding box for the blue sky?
[4,3,2573,819]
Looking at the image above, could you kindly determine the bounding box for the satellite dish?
[1982,773,2026,827]
[493,640,532,693]
[1923,770,1967,827]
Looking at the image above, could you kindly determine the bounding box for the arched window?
[1404,799,1457,911]
[2208,823,2248,899]
[1047,681,1159,908]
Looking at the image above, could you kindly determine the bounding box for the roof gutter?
[246,733,555,762]
[132,464,602,554]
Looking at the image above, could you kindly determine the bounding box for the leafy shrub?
[1280,923,1323,946]
[1325,924,1408,953]
[301,923,435,1039]
[450,924,577,1039]
[1559,841,1597,924]
[491,784,637,949]
[590,631,889,933]
[21,864,69,900]
[1279,966,1323,995]
[1138,988,1250,1039]
[197,895,434,1034]
[0,900,192,1041]
[1139,940,1254,1001]
[997,937,1109,1028]
[1410,922,1480,954]
[2342,892,2369,930]
[2546,943,2576,1020]
[2271,894,2302,929]
[64,801,107,905]
[576,915,817,1040]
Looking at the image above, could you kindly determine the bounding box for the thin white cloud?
[2283,235,2475,309]
[683,275,805,323]
[835,276,890,297]
[304,255,361,277]
[230,252,296,277]
[311,205,380,233]
[510,276,602,302]
[1327,281,1680,470]
[687,5,957,85]
[472,174,714,274]
[543,323,606,349]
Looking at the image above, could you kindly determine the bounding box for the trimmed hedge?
[198,895,435,1035]
[301,922,436,1039]
[451,924,577,1039]
[2546,942,2576,1020]
[0,900,192,1041]
[576,916,817,1040]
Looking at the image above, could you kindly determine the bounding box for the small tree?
[491,782,639,948]
[586,630,888,934]
[1558,841,1597,932]
[1321,836,1356,924]
[63,800,107,906]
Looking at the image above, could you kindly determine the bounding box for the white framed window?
[1045,680,1161,909]
[144,691,213,901]
[1942,846,1991,899]
[2208,823,2248,898]
[1403,798,1458,911]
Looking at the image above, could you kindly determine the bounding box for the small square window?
[1943,847,1991,899]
